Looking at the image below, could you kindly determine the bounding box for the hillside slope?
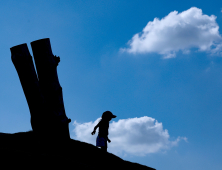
[0,131,155,170]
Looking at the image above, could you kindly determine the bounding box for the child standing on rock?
[91,111,116,152]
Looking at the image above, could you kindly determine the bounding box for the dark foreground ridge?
[0,131,155,170]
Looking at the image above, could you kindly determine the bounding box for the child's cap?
[102,111,117,119]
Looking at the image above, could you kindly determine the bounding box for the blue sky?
[0,1,222,169]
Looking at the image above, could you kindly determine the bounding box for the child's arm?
[91,121,100,135]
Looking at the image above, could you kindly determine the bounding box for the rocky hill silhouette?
[0,131,155,170]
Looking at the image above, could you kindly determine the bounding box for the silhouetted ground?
[0,131,155,170]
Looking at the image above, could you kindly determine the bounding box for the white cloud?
[121,7,222,58]
[72,116,187,157]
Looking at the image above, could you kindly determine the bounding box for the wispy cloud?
[121,7,222,58]
[72,116,187,156]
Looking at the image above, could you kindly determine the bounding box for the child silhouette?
[91,111,116,152]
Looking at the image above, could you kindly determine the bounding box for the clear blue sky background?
[0,1,222,170]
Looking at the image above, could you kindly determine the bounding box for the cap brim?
[112,115,117,118]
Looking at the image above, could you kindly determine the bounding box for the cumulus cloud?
[121,7,222,58]
[72,116,187,156]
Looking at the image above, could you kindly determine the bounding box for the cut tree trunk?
[10,39,71,141]
[30,38,70,140]
[10,43,49,134]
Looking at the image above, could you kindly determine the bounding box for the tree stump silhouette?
[10,38,71,142]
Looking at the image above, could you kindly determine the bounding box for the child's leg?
[101,146,107,152]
